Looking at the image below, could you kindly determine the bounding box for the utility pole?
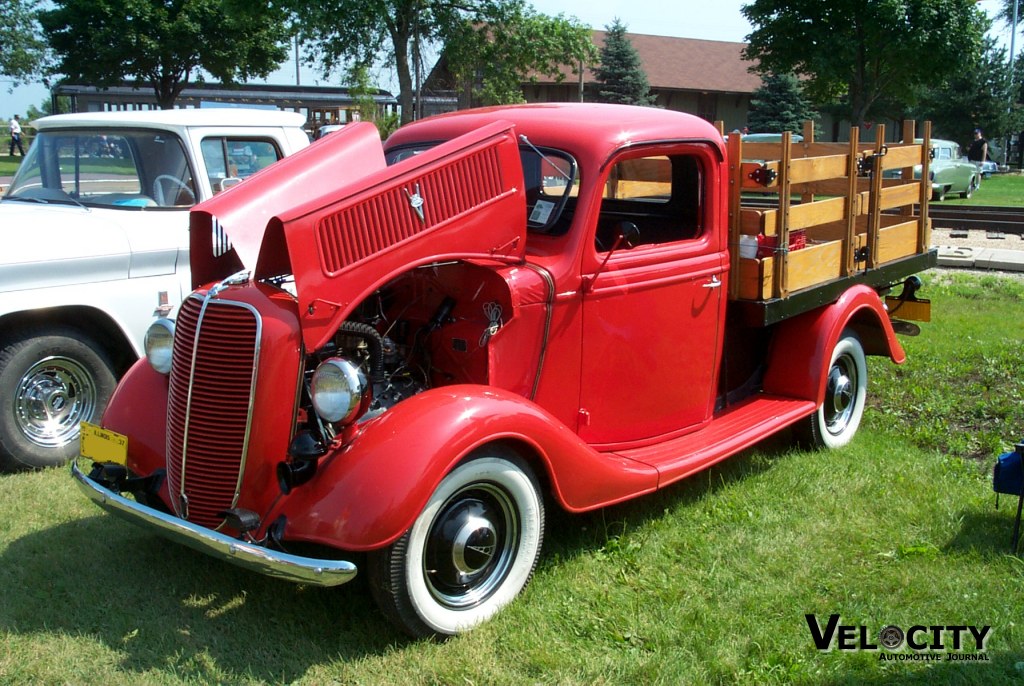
[1009,0,1019,166]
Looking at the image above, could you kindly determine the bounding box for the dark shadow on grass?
[0,514,407,682]
[807,648,1024,686]
[945,508,1024,556]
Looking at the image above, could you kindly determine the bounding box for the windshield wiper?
[3,195,49,204]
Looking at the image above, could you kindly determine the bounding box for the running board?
[616,395,818,488]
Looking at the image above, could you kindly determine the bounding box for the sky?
[2,0,1019,119]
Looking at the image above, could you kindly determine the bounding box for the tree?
[747,73,816,133]
[346,64,401,138]
[1,0,48,85]
[915,37,1023,151]
[742,0,987,128]
[445,3,596,107]
[40,0,291,109]
[592,18,654,106]
[289,0,595,123]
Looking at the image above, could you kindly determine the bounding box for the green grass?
[1,272,1023,684]
[0,155,24,178]
[938,172,1024,207]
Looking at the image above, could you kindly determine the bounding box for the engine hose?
[338,321,385,382]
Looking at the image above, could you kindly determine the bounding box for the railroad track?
[926,205,1024,236]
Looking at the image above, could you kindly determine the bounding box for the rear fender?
[274,385,658,551]
[762,284,904,404]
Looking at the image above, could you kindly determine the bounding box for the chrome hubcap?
[824,355,856,436]
[424,484,518,609]
[14,356,96,448]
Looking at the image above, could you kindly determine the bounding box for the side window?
[202,137,282,194]
[596,154,703,251]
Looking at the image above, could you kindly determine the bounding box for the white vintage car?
[0,108,310,470]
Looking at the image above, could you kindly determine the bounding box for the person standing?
[8,115,25,156]
[967,128,988,164]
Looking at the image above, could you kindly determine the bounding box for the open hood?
[190,122,388,287]
[191,119,527,351]
[284,119,526,350]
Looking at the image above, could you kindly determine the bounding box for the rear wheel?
[961,176,978,199]
[0,328,117,471]
[368,448,544,637]
[797,332,867,450]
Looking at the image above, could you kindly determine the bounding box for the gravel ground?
[931,225,1024,252]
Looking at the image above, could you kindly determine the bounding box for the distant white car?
[0,108,310,470]
[315,123,346,139]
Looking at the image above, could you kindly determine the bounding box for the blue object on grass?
[993,443,1024,553]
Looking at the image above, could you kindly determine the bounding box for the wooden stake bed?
[725,121,934,313]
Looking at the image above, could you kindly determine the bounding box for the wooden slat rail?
[844,127,860,276]
[727,120,930,303]
[773,131,793,299]
[728,129,743,301]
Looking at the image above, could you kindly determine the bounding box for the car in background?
[885,138,980,201]
[0,108,310,471]
[315,124,346,140]
[978,159,1000,179]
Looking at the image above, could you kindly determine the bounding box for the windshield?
[385,143,578,234]
[3,128,196,209]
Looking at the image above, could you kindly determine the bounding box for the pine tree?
[593,19,655,106]
[747,73,817,134]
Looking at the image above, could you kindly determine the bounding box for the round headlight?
[311,358,369,424]
[144,319,175,374]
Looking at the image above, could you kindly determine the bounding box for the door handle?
[703,275,723,289]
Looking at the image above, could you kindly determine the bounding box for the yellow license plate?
[885,296,931,322]
[80,422,128,466]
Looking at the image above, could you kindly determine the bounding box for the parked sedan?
[885,139,980,201]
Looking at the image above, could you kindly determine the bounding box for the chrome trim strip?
[71,459,357,587]
[176,292,204,514]
[175,291,262,521]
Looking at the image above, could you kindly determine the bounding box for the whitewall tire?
[368,448,545,637]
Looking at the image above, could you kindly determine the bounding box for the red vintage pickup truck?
[73,103,935,637]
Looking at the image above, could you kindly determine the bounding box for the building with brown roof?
[524,31,761,131]
[424,31,762,132]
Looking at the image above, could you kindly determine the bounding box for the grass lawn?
[0,155,24,178]
[1,271,1022,684]
[937,172,1024,207]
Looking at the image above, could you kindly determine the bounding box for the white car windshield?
[4,128,196,209]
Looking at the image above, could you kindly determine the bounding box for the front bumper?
[71,459,357,587]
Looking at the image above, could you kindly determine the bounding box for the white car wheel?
[369,449,544,637]
[799,332,867,450]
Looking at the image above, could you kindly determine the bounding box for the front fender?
[101,357,169,476]
[274,385,659,552]
[762,284,904,404]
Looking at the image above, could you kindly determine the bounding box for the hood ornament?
[404,183,426,223]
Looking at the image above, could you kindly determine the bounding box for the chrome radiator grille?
[166,295,260,528]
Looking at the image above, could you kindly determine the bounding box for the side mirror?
[614,221,640,250]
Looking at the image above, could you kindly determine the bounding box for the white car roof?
[32,108,307,131]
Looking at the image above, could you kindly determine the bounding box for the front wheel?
[797,332,867,450]
[0,328,117,471]
[368,449,545,638]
